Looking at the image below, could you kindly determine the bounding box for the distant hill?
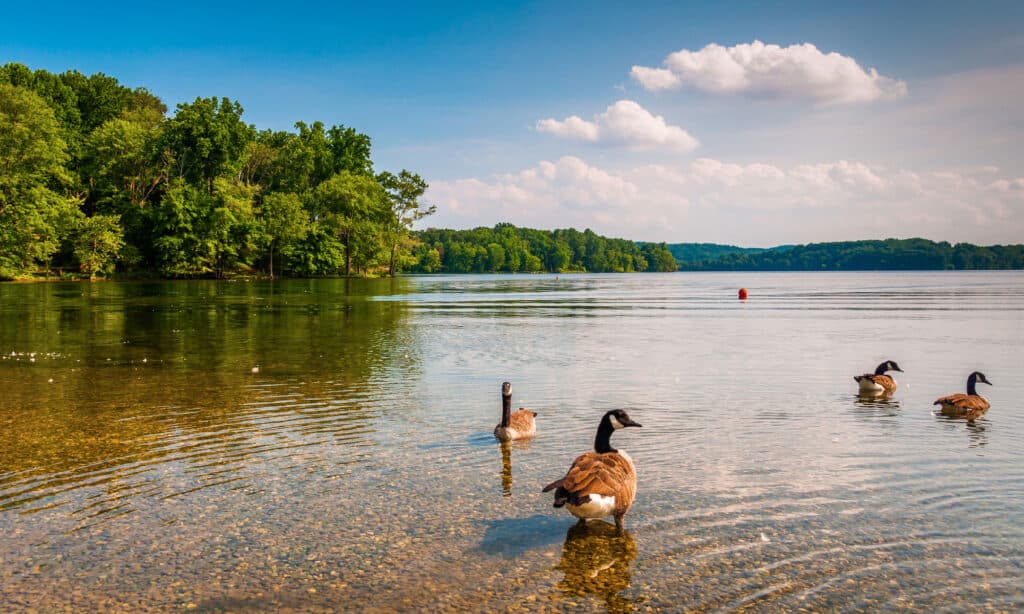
[664,242,790,265]
[672,238,1024,271]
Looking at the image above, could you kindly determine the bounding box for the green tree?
[311,172,390,276]
[418,246,442,272]
[378,170,436,275]
[208,178,260,277]
[73,214,124,279]
[82,116,165,212]
[161,97,252,193]
[149,180,213,276]
[0,84,80,277]
[260,192,308,278]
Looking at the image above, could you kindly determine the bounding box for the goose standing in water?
[854,360,903,394]
[542,409,642,533]
[493,382,537,441]
[934,371,993,420]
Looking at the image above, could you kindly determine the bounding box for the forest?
[0,63,680,280]
[0,63,436,280]
[411,226,678,273]
[674,238,1024,270]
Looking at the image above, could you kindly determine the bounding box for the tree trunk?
[344,235,352,276]
[389,240,398,277]
[269,243,275,279]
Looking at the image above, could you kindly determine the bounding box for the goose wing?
[869,374,896,391]
[934,394,989,411]
[508,409,537,432]
[563,453,631,495]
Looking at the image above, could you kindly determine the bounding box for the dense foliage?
[409,225,678,273]
[665,242,772,265]
[0,63,433,279]
[676,238,1024,270]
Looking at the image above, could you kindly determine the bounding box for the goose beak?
[623,418,642,428]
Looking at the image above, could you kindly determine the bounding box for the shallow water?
[1,272,1022,612]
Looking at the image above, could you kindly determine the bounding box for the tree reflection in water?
[555,519,638,613]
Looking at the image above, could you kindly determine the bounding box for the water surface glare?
[1,272,1022,611]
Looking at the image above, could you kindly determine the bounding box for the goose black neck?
[967,373,978,396]
[594,417,617,454]
[874,363,888,375]
[501,393,512,427]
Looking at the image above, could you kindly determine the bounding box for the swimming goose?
[934,371,992,419]
[542,409,642,532]
[854,360,903,394]
[493,381,537,441]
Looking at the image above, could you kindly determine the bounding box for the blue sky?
[3,1,1023,245]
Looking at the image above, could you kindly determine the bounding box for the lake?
[1,272,1022,612]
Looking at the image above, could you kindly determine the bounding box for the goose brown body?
[934,371,992,420]
[543,409,641,532]
[495,408,537,440]
[854,360,902,394]
[494,382,537,441]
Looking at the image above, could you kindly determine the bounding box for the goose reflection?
[934,413,989,448]
[555,520,638,613]
[497,440,533,497]
[854,392,901,413]
[500,440,512,496]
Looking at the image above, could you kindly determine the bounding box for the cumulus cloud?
[630,40,907,104]
[536,100,699,151]
[426,156,638,225]
[425,158,1023,245]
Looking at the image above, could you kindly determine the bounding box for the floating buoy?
[738,288,748,300]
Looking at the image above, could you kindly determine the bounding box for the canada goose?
[934,371,993,419]
[542,409,642,532]
[854,360,903,394]
[493,382,537,441]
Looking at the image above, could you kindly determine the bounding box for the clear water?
[1,272,1022,611]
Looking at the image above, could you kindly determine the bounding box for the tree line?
[410,225,679,273]
[0,63,434,280]
[674,238,1024,270]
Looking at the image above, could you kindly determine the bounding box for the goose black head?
[606,409,642,430]
[876,360,903,375]
[502,381,512,397]
[971,371,993,386]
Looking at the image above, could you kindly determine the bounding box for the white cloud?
[628,66,681,91]
[426,156,638,226]
[425,157,1023,245]
[631,40,907,104]
[536,100,699,151]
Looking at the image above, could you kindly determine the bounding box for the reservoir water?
[1,272,1022,611]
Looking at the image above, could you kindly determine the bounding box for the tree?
[149,180,213,276]
[74,214,124,279]
[60,70,133,133]
[260,192,308,278]
[311,172,390,276]
[0,84,80,277]
[378,170,436,275]
[329,125,373,175]
[161,97,251,193]
[82,116,165,212]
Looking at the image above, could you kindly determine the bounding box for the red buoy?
[738,288,748,300]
